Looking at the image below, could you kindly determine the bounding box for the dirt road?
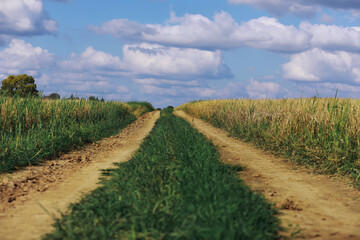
[176,110,360,240]
[0,111,159,240]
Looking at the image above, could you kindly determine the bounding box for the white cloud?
[122,43,232,79]
[0,39,55,76]
[246,79,288,99]
[0,41,129,97]
[92,12,310,53]
[283,48,360,84]
[243,17,310,52]
[57,43,231,81]
[31,43,232,100]
[58,46,125,72]
[92,11,360,53]
[0,0,58,40]
[228,0,360,17]
[89,19,156,41]
[320,13,334,24]
[0,39,233,100]
[300,22,360,52]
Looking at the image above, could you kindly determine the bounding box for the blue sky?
[1,0,360,107]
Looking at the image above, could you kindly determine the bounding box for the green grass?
[43,107,280,240]
[0,94,154,172]
[127,101,155,112]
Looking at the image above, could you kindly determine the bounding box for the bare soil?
[0,111,160,240]
[176,110,360,240]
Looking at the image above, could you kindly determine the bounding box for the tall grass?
[0,94,154,172]
[127,101,155,117]
[180,98,360,185]
[44,107,280,239]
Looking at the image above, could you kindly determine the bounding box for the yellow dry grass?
[179,98,360,184]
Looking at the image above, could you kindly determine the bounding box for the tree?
[1,74,39,97]
[68,94,79,100]
[88,96,96,101]
[48,93,60,100]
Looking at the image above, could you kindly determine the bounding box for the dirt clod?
[281,199,303,211]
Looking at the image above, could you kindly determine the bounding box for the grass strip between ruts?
[43,107,281,240]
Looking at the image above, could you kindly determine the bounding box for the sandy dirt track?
[0,111,159,240]
[176,110,360,240]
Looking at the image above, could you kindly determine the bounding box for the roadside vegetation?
[0,93,154,172]
[127,101,156,117]
[180,98,360,186]
[44,107,280,240]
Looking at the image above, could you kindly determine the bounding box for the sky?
[1,0,360,107]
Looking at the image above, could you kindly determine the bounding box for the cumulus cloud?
[122,43,233,79]
[283,48,360,84]
[90,19,156,41]
[0,39,235,102]
[58,46,125,72]
[51,48,131,96]
[0,0,58,39]
[246,79,289,99]
[57,43,231,80]
[228,0,360,17]
[0,40,130,98]
[300,23,360,52]
[0,39,55,77]
[42,43,232,100]
[91,12,310,52]
[91,11,360,53]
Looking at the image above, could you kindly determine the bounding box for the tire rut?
[176,110,360,240]
[0,111,160,240]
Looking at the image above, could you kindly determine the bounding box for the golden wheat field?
[180,98,360,184]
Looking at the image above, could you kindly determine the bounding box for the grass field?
[0,94,154,172]
[43,107,280,240]
[180,98,360,186]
